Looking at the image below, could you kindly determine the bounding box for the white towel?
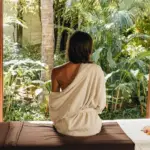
[117,119,150,150]
[49,63,106,136]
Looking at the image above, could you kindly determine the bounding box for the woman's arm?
[51,68,60,92]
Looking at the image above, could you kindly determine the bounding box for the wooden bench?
[0,121,134,150]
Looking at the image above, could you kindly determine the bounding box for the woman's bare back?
[51,62,81,92]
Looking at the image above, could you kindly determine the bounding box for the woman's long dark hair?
[66,31,93,63]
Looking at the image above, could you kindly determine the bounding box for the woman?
[49,31,106,136]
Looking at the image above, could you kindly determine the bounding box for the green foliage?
[3,35,41,61]
[4,0,40,15]
[4,59,50,121]
[3,0,150,120]
[100,106,144,120]
[3,36,19,60]
[20,43,41,60]
[54,52,67,67]
[3,13,28,29]
[54,0,150,118]
[4,100,48,121]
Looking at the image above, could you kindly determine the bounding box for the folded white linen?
[117,119,150,150]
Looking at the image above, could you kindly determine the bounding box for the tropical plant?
[3,35,19,60]
[3,0,150,120]
[3,59,51,121]
[54,0,150,116]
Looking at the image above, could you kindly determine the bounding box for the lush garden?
[3,0,150,121]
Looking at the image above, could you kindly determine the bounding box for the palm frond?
[124,33,150,43]
[110,10,134,30]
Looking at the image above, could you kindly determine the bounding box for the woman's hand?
[142,126,150,135]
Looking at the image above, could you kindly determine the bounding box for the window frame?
[0,0,3,122]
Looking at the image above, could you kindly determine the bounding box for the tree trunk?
[40,0,54,81]
[0,0,3,122]
[17,0,23,45]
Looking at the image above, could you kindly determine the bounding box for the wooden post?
[146,70,150,118]
[0,0,3,122]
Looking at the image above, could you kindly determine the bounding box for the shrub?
[3,59,51,121]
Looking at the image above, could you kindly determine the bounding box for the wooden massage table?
[0,121,134,150]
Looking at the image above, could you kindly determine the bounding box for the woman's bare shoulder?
[51,62,70,79]
[52,62,69,74]
[53,62,69,70]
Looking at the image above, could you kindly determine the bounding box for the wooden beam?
[0,0,3,122]
[146,70,150,118]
